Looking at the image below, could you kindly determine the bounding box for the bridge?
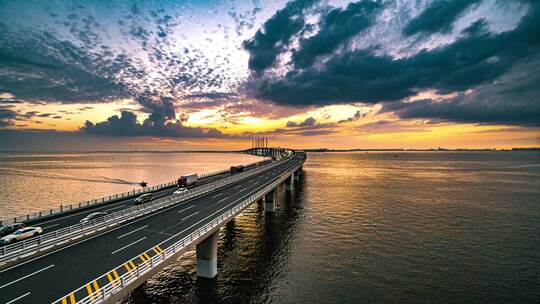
[0,148,305,304]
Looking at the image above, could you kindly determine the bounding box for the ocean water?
[127,152,540,304]
[0,152,261,218]
[2,151,540,303]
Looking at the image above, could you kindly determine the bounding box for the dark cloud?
[383,56,540,126]
[461,18,488,37]
[248,1,540,126]
[0,99,23,104]
[184,92,238,100]
[286,116,317,127]
[338,110,365,123]
[242,0,317,73]
[81,111,228,138]
[0,108,18,120]
[402,0,482,36]
[0,32,130,103]
[292,0,382,68]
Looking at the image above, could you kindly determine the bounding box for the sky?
[0,0,539,151]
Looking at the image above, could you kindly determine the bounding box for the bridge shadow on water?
[125,172,307,304]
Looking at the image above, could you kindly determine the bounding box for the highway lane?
[0,157,302,304]
[1,162,265,244]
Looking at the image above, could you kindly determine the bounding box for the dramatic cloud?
[82,111,227,138]
[1,0,539,144]
[0,1,252,130]
[247,0,540,126]
[383,57,540,126]
[242,0,317,73]
[402,0,482,36]
[292,0,383,68]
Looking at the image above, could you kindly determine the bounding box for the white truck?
[178,174,198,187]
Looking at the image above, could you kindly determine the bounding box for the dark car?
[134,193,153,205]
[0,223,25,237]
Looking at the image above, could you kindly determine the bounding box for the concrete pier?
[264,189,276,212]
[285,174,294,191]
[196,229,220,278]
[294,170,301,181]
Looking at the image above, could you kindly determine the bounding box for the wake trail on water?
[0,167,141,185]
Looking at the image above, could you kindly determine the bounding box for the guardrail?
[52,153,304,304]
[0,156,288,263]
[0,158,269,227]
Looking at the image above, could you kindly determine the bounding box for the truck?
[230,165,245,174]
[178,174,198,187]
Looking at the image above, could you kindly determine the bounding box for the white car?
[174,188,188,195]
[80,212,108,223]
[0,226,43,244]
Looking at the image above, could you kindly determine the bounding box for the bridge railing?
[0,159,268,227]
[0,157,285,263]
[52,153,303,304]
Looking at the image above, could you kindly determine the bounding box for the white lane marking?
[178,205,195,214]
[239,187,247,192]
[5,292,31,304]
[42,223,59,229]
[117,225,149,239]
[0,265,55,289]
[217,196,229,203]
[111,237,146,255]
[181,211,199,221]
[234,184,242,189]
[212,193,223,198]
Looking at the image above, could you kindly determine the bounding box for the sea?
[1,151,539,303]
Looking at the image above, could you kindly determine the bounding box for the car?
[0,227,43,244]
[134,193,153,205]
[0,223,25,237]
[80,212,108,223]
[174,188,188,195]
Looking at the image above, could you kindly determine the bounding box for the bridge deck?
[0,156,302,304]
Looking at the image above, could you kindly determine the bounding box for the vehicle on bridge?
[0,223,25,237]
[230,165,245,174]
[0,226,43,244]
[80,212,108,223]
[178,174,198,187]
[134,193,153,205]
[174,187,188,195]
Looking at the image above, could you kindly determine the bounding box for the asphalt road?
[0,156,302,304]
[1,161,265,243]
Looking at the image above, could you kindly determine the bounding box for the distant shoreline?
[0,148,538,153]
[300,148,540,152]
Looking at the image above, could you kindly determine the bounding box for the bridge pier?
[196,229,220,278]
[264,189,276,212]
[285,174,294,191]
[294,169,301,181]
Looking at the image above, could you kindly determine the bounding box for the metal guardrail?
[0,157,286,263]
[0,159,268,227]
[52,153,304,304]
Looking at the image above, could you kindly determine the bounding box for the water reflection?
[126,173,305,304]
